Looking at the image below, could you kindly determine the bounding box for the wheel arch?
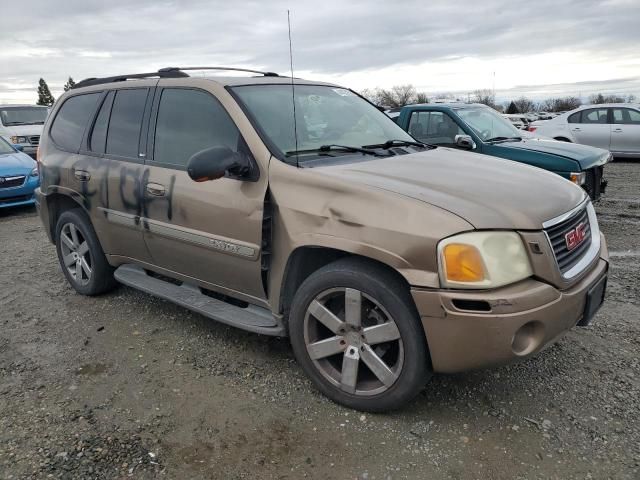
[45,190,91,245]
[553,136,572,142]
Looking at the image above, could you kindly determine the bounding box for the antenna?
[288,10,299,167]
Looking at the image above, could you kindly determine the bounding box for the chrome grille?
[29,135,40,146]
[0,175,26,189]
[545,206,592,274]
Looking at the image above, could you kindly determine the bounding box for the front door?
[571,108,611,150]
[142,86,268,302]
[610,107,640,154]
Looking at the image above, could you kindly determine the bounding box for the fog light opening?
[512,321,545,356]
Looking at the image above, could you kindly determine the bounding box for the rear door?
[142,85,268,302]
[610,107,640,154]
[570,108,611,149]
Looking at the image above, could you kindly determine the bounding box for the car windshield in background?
[0,137,17,155]
[457,107,522,142]
[232,84,415,162]
[0,107,48,126]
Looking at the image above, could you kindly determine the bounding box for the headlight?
[438,231,533,289]
[10,136,28,144]
[30,167,39,177]
[569,172,586,185]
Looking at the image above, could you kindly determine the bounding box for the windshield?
[0,137,17,154]
[232,84,415,162]
[0,107,48,126]
[456,107,522,141]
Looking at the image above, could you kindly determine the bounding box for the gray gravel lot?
[0,161,639,480]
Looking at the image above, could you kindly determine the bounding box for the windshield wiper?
[362,139,431,149]
[486,136,522,143]
[286,144,381,157]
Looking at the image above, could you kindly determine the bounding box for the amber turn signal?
[443,243,486,283]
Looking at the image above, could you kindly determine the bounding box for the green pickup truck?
[391,103,610,200]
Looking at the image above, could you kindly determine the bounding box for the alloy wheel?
[60,223,92,286]
[303,287,404,396]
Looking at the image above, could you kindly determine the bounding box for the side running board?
[114,264,285,337]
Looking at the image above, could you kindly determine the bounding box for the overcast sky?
[2,0,639,104]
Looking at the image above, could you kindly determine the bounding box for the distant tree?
[513,96,535,113]
[589,92,636,104]
[377,85,418,108]
[415,92,429,104]
[538,96,582,112]
[506,101,519,114]
[36,78,55,106]
[63,77,76,92]
[472,89,497,109]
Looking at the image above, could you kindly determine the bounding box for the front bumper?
[411,257,609,374]
[0,175,39,209]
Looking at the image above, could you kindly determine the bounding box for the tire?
[55,208,117,296]
[289,257,431,412]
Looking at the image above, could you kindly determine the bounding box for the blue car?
[0,137,40,209]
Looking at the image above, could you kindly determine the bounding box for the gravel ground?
[0,161,638,480]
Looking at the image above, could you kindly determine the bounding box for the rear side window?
[90,91,114,154]
[50,93,101,152]
[106,89,149,158]
[612,108,640,125]
[153,88,241,168]
[568,112,581,123]
[581,108,608,124]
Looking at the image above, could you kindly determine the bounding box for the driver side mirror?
[186,146,250,182]
[454,134,476,150]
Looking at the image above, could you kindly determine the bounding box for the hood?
[315,148,586,230]
[494,138,609,169]
[0,151,37,175]
[1,124,44,137]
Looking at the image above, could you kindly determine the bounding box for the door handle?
[613,128,623,133]
[572,128,581,131]
[146,183,166,196]
[74,170,91,181]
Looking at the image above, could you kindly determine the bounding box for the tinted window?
[106,89,148,158]
[581,108,608,124]
[153,88,241,167]
[612,108,640,125]
[50,93,101,152]
[568,112,581,123]
[90,92,114,154]
[409,111,464,145]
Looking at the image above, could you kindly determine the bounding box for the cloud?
[1,0,639,103]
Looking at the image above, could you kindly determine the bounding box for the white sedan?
[530,103,640,158]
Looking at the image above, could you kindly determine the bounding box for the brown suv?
[35,67,608,411]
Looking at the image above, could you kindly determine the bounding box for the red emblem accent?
[565,222,588,251]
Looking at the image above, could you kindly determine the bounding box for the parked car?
[394,103,610,200]
[0,136,40,208]
[0,104,49,159]
[504,114,529,130]
[36,68,608,411]
[530,104,640,158]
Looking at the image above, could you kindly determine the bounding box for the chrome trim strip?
[541,196,589,229]
[98,207,142,229]
[561,202,601,280]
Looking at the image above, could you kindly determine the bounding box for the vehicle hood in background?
[315,148,586,230]
[0,152,37,175]
[495,138,609,169]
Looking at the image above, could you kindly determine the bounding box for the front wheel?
[289,258,431,412]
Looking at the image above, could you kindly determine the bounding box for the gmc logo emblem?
[565,223,588,251]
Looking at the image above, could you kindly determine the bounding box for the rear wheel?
[289,258,431,412]
[55,209,117,295]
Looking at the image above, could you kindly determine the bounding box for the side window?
[612,108,640,125]
[581,108,608,124]
[50,93,101,152]
[90,91,114,154]
[153,88,241,168]
[408,111,429,141]
[106,89,149,158]
[408,111,463,145]
[568,112,581,123]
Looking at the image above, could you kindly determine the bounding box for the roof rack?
[73,66,279,90]
[159,67,279,77]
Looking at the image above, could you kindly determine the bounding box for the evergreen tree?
[63,77,76,92]
[36,78,55,106]
[506,101,519,114]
